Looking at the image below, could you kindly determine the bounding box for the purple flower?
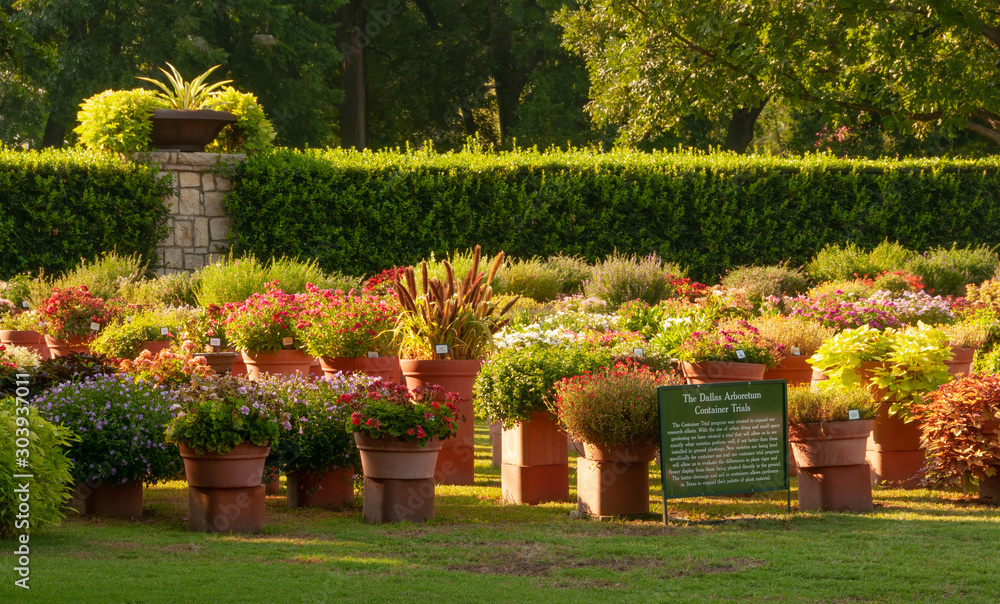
[240,405,250,415]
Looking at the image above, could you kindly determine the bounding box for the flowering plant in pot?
[32,374,183,517]
[298,285,401,380]
[90,306,197,359]
[117,346,213,387]
[224,283,313,378]
[549,360,682,516]
[262,373,370,508]
[750,315,833,385]
[346,382,462,445]
[676,320,783,383]
[37,286,123,351]
[913,374,1000,499]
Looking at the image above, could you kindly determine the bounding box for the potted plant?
[175,304,241,376]
[808,324,952,487]
[0,310,49,361]
[914,374,1000,501]
[263,373,369,509]
[549,360,683,517]
[345,381,461,523]
[787,386,878,511]
[942,315,992,377]
[32,374,183,518]
[391,245,516,485]
[676,320,783,384]
[90,306,196,359]
[298,285,401,382]
[117,346,213,387]
[224,283,313,379]
[474,342,611,504]
[751,315,833,385]
[37,286,123,357]
[165,376,289,532]
[136,63,237,151]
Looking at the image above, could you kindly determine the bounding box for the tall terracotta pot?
[286,467,354,509]
[576,441,658,517]
[354,432,444,523]
[196,351,239,376]
[320,356,400,383]
[399,358,481,486]
[70,479,144,518]
[763,355,813,385]
[681,361,765,384]
[43,334,91,358]
[856,361,925,488]
[790,420,874,512]
[179,443,269,532]
[945,346,976,377]
[241,349,314,380]
[500,411,569,505]
[1,329,50,360]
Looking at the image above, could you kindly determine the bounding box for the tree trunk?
[723,100,768,154]
[41,116,67,148]
[338,0,368,150]
[488,0,522,146]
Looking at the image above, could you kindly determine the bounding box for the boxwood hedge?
[0,148,171,279]
[223,149,1000,282]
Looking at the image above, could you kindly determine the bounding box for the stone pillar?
[149,151,245,274]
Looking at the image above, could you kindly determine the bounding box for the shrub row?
[223,149,1000,281]
[0,148,171,279]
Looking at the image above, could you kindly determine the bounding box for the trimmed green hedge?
[223,149,1000,282]
[0,148,171,279]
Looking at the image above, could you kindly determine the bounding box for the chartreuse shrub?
[0,148,171,280]
[494,256,563,302]
[52,251,149,300]
[223,149,1000,281]
[192,254,358,307]
[906,244,999,296]
[1,395,77,537]
[73,89,163,154]
[721,264,810,304]
[807,240,915,282]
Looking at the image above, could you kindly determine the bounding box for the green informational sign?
[658,380,789,510]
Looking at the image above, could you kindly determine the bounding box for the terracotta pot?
[856,361,891,402]
[576,447,654,517]
[978,467,1000,501]
[489,420,502,468]
[680,361,765,384]
[1,329,49,360]
[797,464,874,512]
[399,358,481,485]
[580,440,658,463]
[763,355,814,386]
[70,479,144,518]
[229,353,248,377]
[264,468,281,495]
[140,340,171,356]
[810,368,828,387]
[945,346,976,377]
[149,109,237,151]
[286,467,354,509]
[354,433,444,523]
[320,356,400,383]
[241,349,314,380]
[195,351,239,376]
[500,411,569,505]
[179,443,270,488]
[866,402,925,488]
[43,334,91,357]
[789,420,873,468]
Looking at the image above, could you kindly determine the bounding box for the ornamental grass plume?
[548,359,682,447]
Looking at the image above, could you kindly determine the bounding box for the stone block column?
[150,151,245,274]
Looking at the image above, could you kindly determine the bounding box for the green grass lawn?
[3,421,999,603]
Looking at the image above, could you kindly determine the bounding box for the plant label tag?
[90,322,100,332]
[735,349,746,360]
[209,337,222,347]
[633,347,644,357]
[791,346,801,356]
[848,409,861,420]
[282,337,294,347]
[434,344,449,355]
[21,301,29,309]
[367,351,379,358]
[160,327,170,336]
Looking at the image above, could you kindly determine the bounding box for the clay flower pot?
[576,441,658,517]
[354,432,444,523]
[43,334,91,358]
[500,411,569,505]
[286,467,355,509]
[399,358,482,486]
[149,109,237,151]
[179,443,270,533]
[320,356,400,383]
[70,479,144,518]
[1,329,49,360]
[945,346,976,377]
[763,355,814,386]
[680,361,765,384]
[195,351,240,376]
[140,340,171,356]
[241,349,314,380]
[790,420,874,512]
